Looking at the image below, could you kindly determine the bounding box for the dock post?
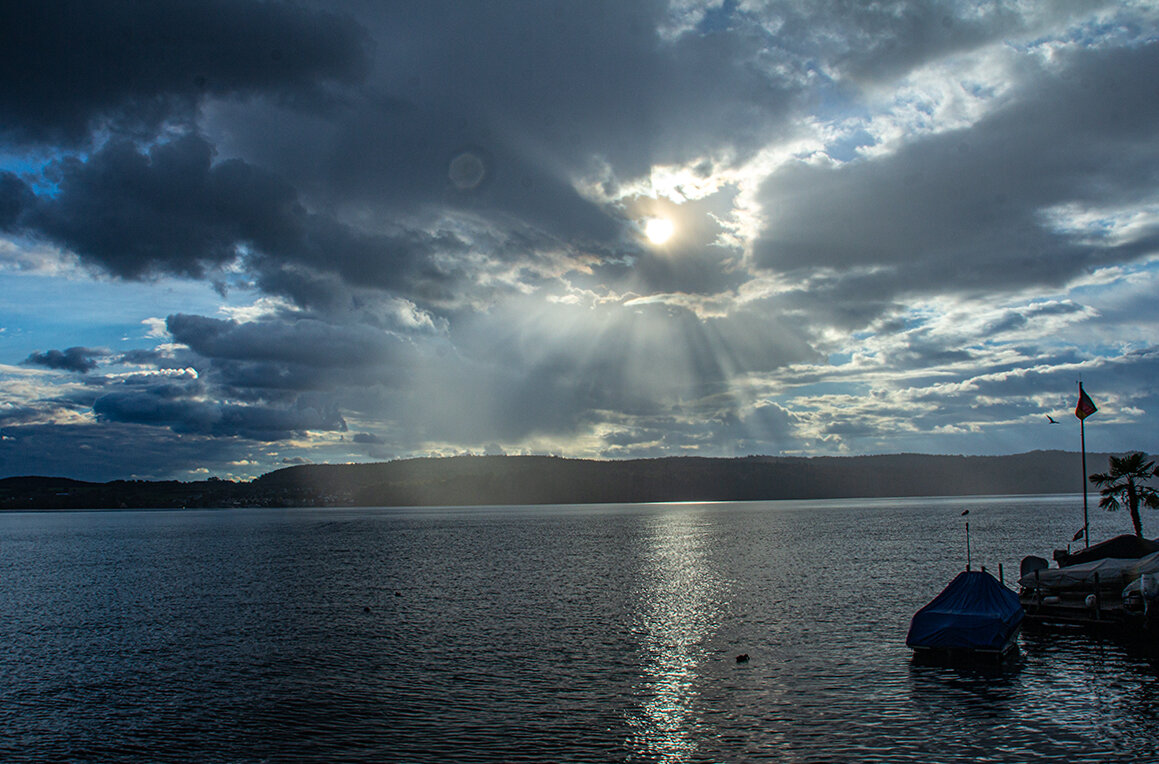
[1035,569,1042,610]
[999,563,1004,586]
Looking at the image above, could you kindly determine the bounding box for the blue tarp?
[906,570,1024,651]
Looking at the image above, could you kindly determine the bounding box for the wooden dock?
[1020,567,1156,632]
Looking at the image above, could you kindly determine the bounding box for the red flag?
[1075,384,1097,420]
[1072,527,1086,542]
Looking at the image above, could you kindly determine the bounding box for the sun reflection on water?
[627,509,728,763]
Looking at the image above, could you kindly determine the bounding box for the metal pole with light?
[962,509,971,570]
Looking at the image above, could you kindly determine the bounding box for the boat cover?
[1060,534,1159,567]
[907,571,1023,651]
[1019,551,1159,590]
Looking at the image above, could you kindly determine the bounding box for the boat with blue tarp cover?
[906,570,1024,661]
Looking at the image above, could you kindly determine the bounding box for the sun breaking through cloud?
[645,218,676,246]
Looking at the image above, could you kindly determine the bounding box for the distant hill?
[0,450,1105,509]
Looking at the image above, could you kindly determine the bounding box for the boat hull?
[910,625,1022,665]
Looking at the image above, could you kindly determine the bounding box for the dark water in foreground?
[1,495,1157,762]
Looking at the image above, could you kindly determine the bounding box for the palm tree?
[1089,452,1159,538]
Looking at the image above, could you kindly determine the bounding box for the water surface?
[1,495,1155,762]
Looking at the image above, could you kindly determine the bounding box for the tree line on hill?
[0,450,1103,510]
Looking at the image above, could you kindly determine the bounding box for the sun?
[644,217,675,245]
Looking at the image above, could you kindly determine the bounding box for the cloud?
[3,1,1159,480]
[0,172,33,230]
[298,2,801,178]
[28,136,284,278]
[791,1,1026,84]
[201,0,834,267]
[0,422,271,480]
[22,347,104,373]
[92,381,347,440]
[752,41,1159,313]
[8,136,459,293]
[0,0,369,147]
[165,313,411,370]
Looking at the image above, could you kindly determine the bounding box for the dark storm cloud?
[208,361,343,398]
[314,0,1069,193]
[209,0,814,260]
[755,41,1159,304]
[315,100,625,245]
[28,136,293,278]
[160,312,420,416]
[0,172,33,230]
[0,422,254,480]
[166,313,404,369]
[13,0,1024,309]
[0,404,53,428]
[323,1,799,178]
[10,135,455,293]
[22,347,104,373]
[0,0,368,147]
[93,384,346,440]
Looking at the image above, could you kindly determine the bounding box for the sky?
[2,0,1158,482]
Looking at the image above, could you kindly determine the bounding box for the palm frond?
[1089,471,1111,486]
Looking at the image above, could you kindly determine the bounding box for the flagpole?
[1081,412,1089,549]
[1077,380,1093,549]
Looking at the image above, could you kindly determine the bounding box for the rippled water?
[1,496,1156,762]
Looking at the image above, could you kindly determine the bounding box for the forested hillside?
[1,450,1101,509]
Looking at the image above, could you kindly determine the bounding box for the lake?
[1,495,1156,762]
